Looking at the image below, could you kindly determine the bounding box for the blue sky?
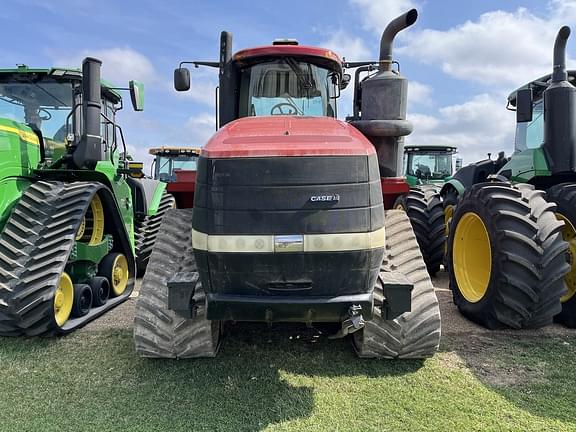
[3,0,576,167]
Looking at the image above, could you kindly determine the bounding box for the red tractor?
[149,146,201,208]
[134,10,441,359]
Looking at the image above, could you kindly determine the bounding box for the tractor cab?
[403,145,458,186]
[149,146,201,182]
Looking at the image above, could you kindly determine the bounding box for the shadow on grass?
[441,331,576,425]
[0,323,424,432]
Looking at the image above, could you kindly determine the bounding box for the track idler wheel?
[72,284,92,318]
[99,253,130,297]
[54,272,75,327]
[89,277,110,307]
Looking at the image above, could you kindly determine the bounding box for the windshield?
[156,155,198,182]
[238,58,337,118]
[406,153,453,180]
[515,99,543,151]
[0,77,73,143]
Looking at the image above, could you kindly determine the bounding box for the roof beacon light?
[272,38,299,46]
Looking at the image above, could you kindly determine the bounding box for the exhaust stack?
[379,9,418,71]
[350,9,418,179]
[73,57,104,169]
[544,25,576,174]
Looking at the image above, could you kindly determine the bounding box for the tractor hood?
[201,116,376,158]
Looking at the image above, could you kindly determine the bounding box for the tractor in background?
[393,144,460,276]
[149,146,201,208]
[0,59,171,335]
[134,9,442,359]
[441,26,575,329]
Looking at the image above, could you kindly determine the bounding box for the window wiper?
[24,78,68,107]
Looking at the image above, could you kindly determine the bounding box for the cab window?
[515,100,543,151]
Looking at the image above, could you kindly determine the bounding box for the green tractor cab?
[403,145,458,187]
[0,60,171,336]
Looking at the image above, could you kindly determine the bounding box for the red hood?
[201,116,375,158]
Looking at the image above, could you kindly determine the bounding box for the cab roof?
[405,145,458,154]
[148,146,202,156]
[233,44,343,73]
[508,70,576,106]
[0,65,122,103]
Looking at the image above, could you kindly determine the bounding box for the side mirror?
[174,67,191,91]
[341,73,351,90]
[516,88,533,123]
[129,80,144,111]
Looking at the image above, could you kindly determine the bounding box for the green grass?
[0,325,575,432]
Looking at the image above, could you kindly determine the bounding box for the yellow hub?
[111,254,129,296]
[557,213,576,302]
[54,272,74,327]
[76,194,105,245]
[453,212,492,303]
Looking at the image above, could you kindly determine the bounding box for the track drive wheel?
[402,188,445,276]
[447,182,568,329]
[546,183,576,328]
[134,209,220,358]
[353,210,441,359]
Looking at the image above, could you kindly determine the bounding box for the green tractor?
[0,58,171,336]
[403,144,459,188]
[441,26,575,329]
[394,145,459,277]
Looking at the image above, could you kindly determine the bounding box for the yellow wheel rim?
[76,194,105,245]
[54,272,74,327]
[557,214,576,302]
[111,254,129,296]
[453,212,492,303]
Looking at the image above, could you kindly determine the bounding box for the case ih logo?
[310,194,340,202]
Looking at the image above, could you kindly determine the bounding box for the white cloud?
[407,94,515,164]
[408,81,433,107]
[399,2,576,88]
[53,47,158,85]
[321,30,371,61]
[184,113,217,145]
[349,0,420,35]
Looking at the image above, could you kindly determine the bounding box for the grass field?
[0,321,574,432]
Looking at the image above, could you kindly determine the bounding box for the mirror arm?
[179,61,219,69]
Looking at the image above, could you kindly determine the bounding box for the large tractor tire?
[447,182,568,329]
[134,192,176,276]
[395,188,445,276]
[546,183,576,328]
[353,210,441,359]
[134,209,220,358]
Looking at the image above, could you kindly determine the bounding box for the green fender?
[440,178,465,198]
[0,177,32,233]
[147,181,167,216]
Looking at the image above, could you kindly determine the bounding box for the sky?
[3,0,576,168]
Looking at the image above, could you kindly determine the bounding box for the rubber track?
[354,210,441,359]
[134,209,220,358]
[134,192,175,275]
[448,183,568,329]
[405,188,445,276]
[0,181,100,336]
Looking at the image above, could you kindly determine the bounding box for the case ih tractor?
[0,59,171,336]
[441,26,575,329]
[134,10,442,359]
[148,146,201,208]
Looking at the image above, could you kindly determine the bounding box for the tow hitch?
[329,305,365,339]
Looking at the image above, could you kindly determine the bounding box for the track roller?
[89,276,110,307]
[72,284,92,318]
[99,253,129,297]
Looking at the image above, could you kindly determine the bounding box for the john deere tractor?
[0,58,171,336]
[393,145,459,277]
[134,9,442,359]
[441,26,576,329]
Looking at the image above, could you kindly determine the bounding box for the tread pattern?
[134,192,175,276]
[405,188,445,276]
[0,181,98,335]
[546,182,576,328]
[354,210,441,359]
[134,209,220,358]
[447,182,568,329]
